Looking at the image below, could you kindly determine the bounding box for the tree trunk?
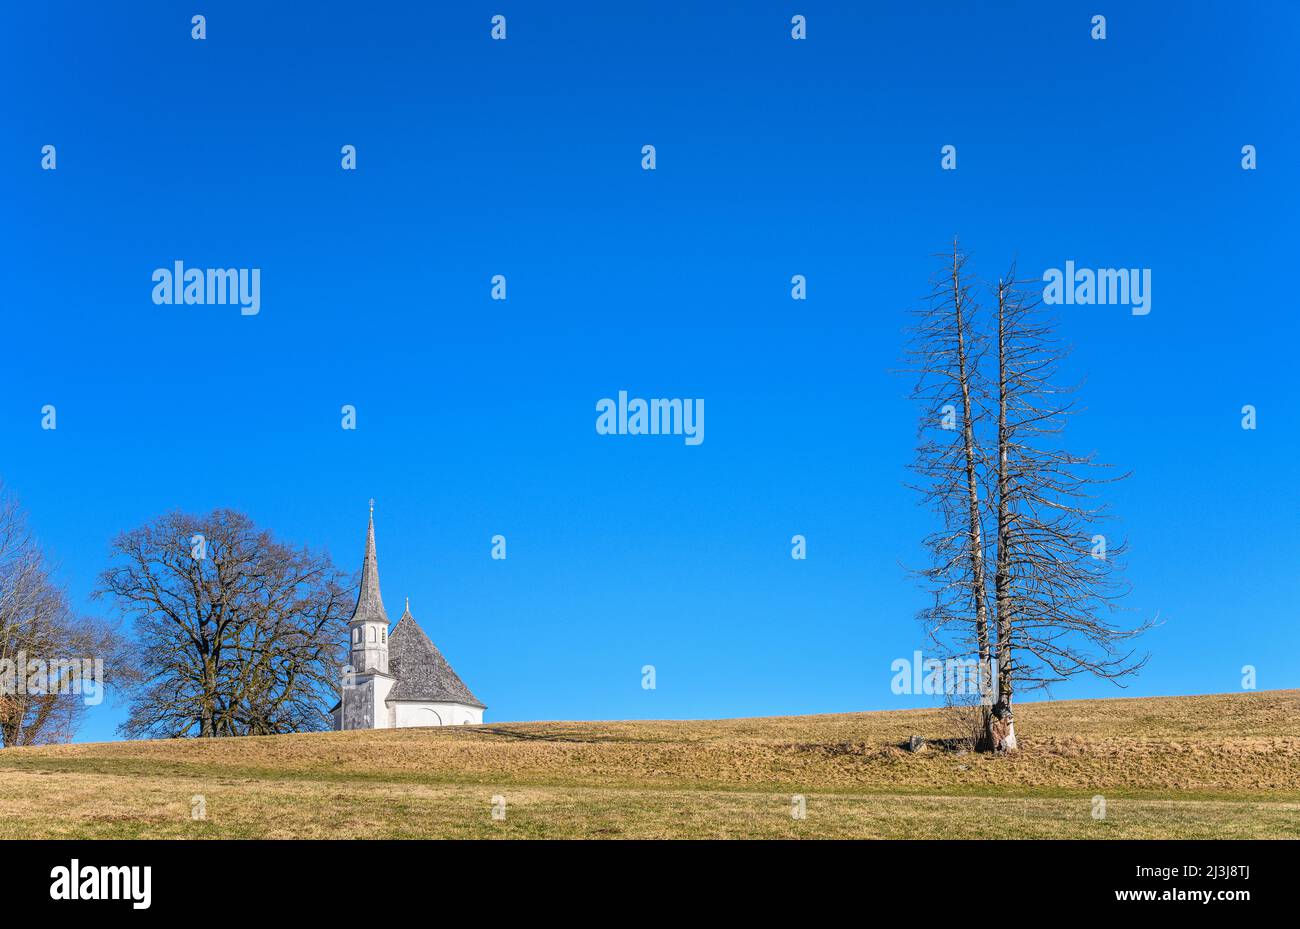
[951,256,991,668]
[953,251,993,751]
[990,698,1017,752]
[989,280,1018,752]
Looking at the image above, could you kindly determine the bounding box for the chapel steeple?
[348,500,390,674]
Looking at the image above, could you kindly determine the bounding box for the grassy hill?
[1,689,1296,838]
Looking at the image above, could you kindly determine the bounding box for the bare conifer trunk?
[953,256,991,673]
[950,252,995,750]
[991,279,1016,751]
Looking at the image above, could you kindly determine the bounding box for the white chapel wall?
[392,702,483,728]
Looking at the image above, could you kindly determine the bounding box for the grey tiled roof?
[385,607,485,708]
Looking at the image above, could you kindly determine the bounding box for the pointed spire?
[350,500,388,625]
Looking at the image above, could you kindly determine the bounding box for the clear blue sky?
[2,2,1297,742]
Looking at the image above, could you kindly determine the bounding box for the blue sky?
[2,2,1297,742]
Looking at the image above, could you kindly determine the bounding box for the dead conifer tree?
[985,266,1153,751]
[905,240,995,747]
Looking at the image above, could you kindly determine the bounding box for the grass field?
[1,689,1297,838]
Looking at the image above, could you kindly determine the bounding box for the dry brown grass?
[0,689,1296,838]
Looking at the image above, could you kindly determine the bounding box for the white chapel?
[331,502,486,729]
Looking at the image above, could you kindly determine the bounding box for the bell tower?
[347,499,389,674]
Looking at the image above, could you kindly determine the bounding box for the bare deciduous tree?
[96,509,351,738]
[0,482,131,747]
